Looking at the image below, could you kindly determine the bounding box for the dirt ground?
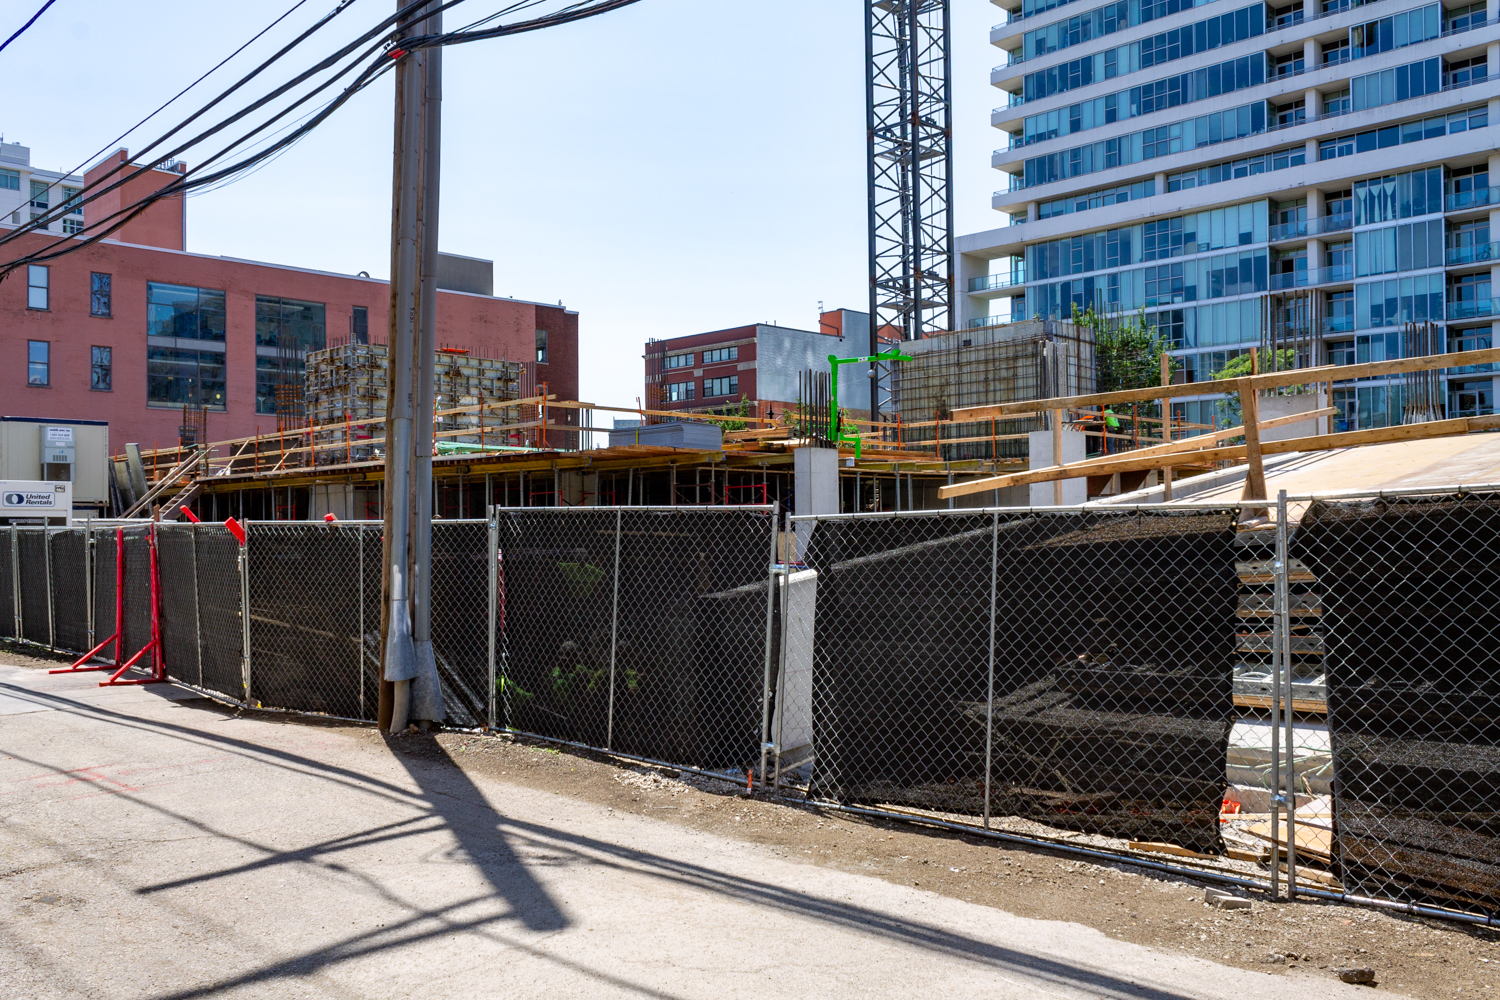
[6,645,1496,998]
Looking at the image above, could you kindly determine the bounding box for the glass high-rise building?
[960,0,1497,429]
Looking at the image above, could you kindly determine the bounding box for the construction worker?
[1103,406,1121,454]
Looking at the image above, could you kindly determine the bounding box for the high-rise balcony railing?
[1448,298,1498,321]
[1447,186,1500,212]
[968,272,1027,292]
[1447,242,1500,266]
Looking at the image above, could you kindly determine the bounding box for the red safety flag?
[224,517,247,545]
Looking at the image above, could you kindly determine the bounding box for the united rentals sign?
[0,481,71,524]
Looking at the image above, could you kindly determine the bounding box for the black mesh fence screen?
[360,526,382,723]
[157,526,201,688]
[0,529,13,640]
[93,529,117,657]
[498,508,776,771]
[18,530,50,646]
[431,521,491,728]
[120,527,154,661]
[196,528,245,702]
[1293,492,1500,917]
[246,524,366,720]
[49,530,89,654]
[802,509,1240,855]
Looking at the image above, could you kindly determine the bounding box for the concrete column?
[1154,171,1168,193]
[1308,238,1325,284]
[1304,88,1320,118]
[1303,41,1317,72]
[1489,41,1499,79]
[957,252,989,329]
[1306,187,1325,220]
[1025,201,1038,221]
[1301,0,1316,18]
[1487,152,1500,179]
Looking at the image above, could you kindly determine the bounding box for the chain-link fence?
[5,492,1499,928]
[497,507,779,774]
[1291,488,1500,920]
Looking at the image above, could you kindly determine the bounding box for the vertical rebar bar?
[984,509,999,828]
[606,506,622,750]
[487,509,498,730]
[759,502,780,791]
[1278,488,1299,899]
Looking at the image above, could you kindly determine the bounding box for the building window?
[535,329,548,364]
[27,341,49,386]
[27,265,48,310]
[61,186,82,216]
[1449,380,1494,417]
[62,218,83,235]
[0,168,18,190]
[665,380,695,402]
[255,295,326,415]
[703,375,738,398]
[351,305,369,344]
[664,352,693,369]
[91,346,112,391]
[702,346,739,364]
[90,273,111,317]
[1326,339,1355,366]
[147,281,227,409]
[29,181,48,210]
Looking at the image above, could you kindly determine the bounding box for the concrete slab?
[0,662,1413,1000]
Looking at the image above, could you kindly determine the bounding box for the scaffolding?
[304,344,534,465]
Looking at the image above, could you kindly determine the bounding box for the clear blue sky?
[3,0,1003,409]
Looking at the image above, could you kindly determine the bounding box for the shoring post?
[605,506,622,751]
[11,529,20,639]
[983,509,999,828]
[758,503,780,792]
[44,527,54,650]
[1278,488,1299,898]
[239,521,252,704]
[1269,503,1285,902]
[190,523,204,687]
[487,508,498,730]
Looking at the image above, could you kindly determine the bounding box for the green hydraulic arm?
[828,349,913,458]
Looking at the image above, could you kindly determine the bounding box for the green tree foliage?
[1211,349,1299,426]
[1070,305,1176,420]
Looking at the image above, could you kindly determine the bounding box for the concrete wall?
[1260,391,1329,442]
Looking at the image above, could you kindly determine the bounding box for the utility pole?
[379,0,445,734]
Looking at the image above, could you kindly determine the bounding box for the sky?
[2,0,1005,409]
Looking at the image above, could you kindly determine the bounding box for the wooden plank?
[1233,693,1329,715]
[938,406,1350,499]
[1245,821,1334,862]
[1128,841,1213,859]
[974,347,1500,416]
[1239,376,1266,504]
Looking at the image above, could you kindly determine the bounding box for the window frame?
[535,328,549,364]
[91,345,113,391]
[26,264,48,310]
[90,272,112,318]
[27,340,50,387]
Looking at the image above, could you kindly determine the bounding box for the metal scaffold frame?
[865,0,954,424]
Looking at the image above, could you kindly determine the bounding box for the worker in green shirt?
[1103,406,1121,454]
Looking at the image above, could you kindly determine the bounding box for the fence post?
[984,509,999,828]
[606,506,623,751]
[10,530,19,641]
[44,528,54,650]
[190,524,204,688]
[239,522,252,705]
[487,508,498,731]
[758,502,780,790]
[1269,502,1285,902]
[1277,488,1299,899]
[85,524,95,652]
[358,523,366,721]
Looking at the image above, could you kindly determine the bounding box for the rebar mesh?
[17,530,50,646]
[431,521,491,728]
[156,526,201,687]
[119,527,154,661]
[801,508,1240,855]
[1293,492,1500,917]
[196,527,245,702]
[0,528,13,640]
[48,529,89,654]
[246,523,365,720]
[497,507,776,771]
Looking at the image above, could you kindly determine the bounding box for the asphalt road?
[0,660,1405,1000]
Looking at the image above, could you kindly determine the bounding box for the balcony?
[1313,214,1353,236]
[1323,315,1355,334]
[1270,270,1309,290]
[1448,298,1498,321]
[1320,263,1353,283]
[1447,242,1500,266]
[968,272,1026,292]
[1447,187,1500,212]
[1269,219,1309,241]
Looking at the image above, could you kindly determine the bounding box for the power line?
[0,0,59,56]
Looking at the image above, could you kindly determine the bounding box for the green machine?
[827,349,913,458]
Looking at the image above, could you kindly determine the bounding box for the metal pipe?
[983,509,998,828]
[606,507,622,750]
[1279,488,1299,898]
[408,0,445,725]
[757,502,780,790]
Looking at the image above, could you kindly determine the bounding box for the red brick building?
[1,150,576,454]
